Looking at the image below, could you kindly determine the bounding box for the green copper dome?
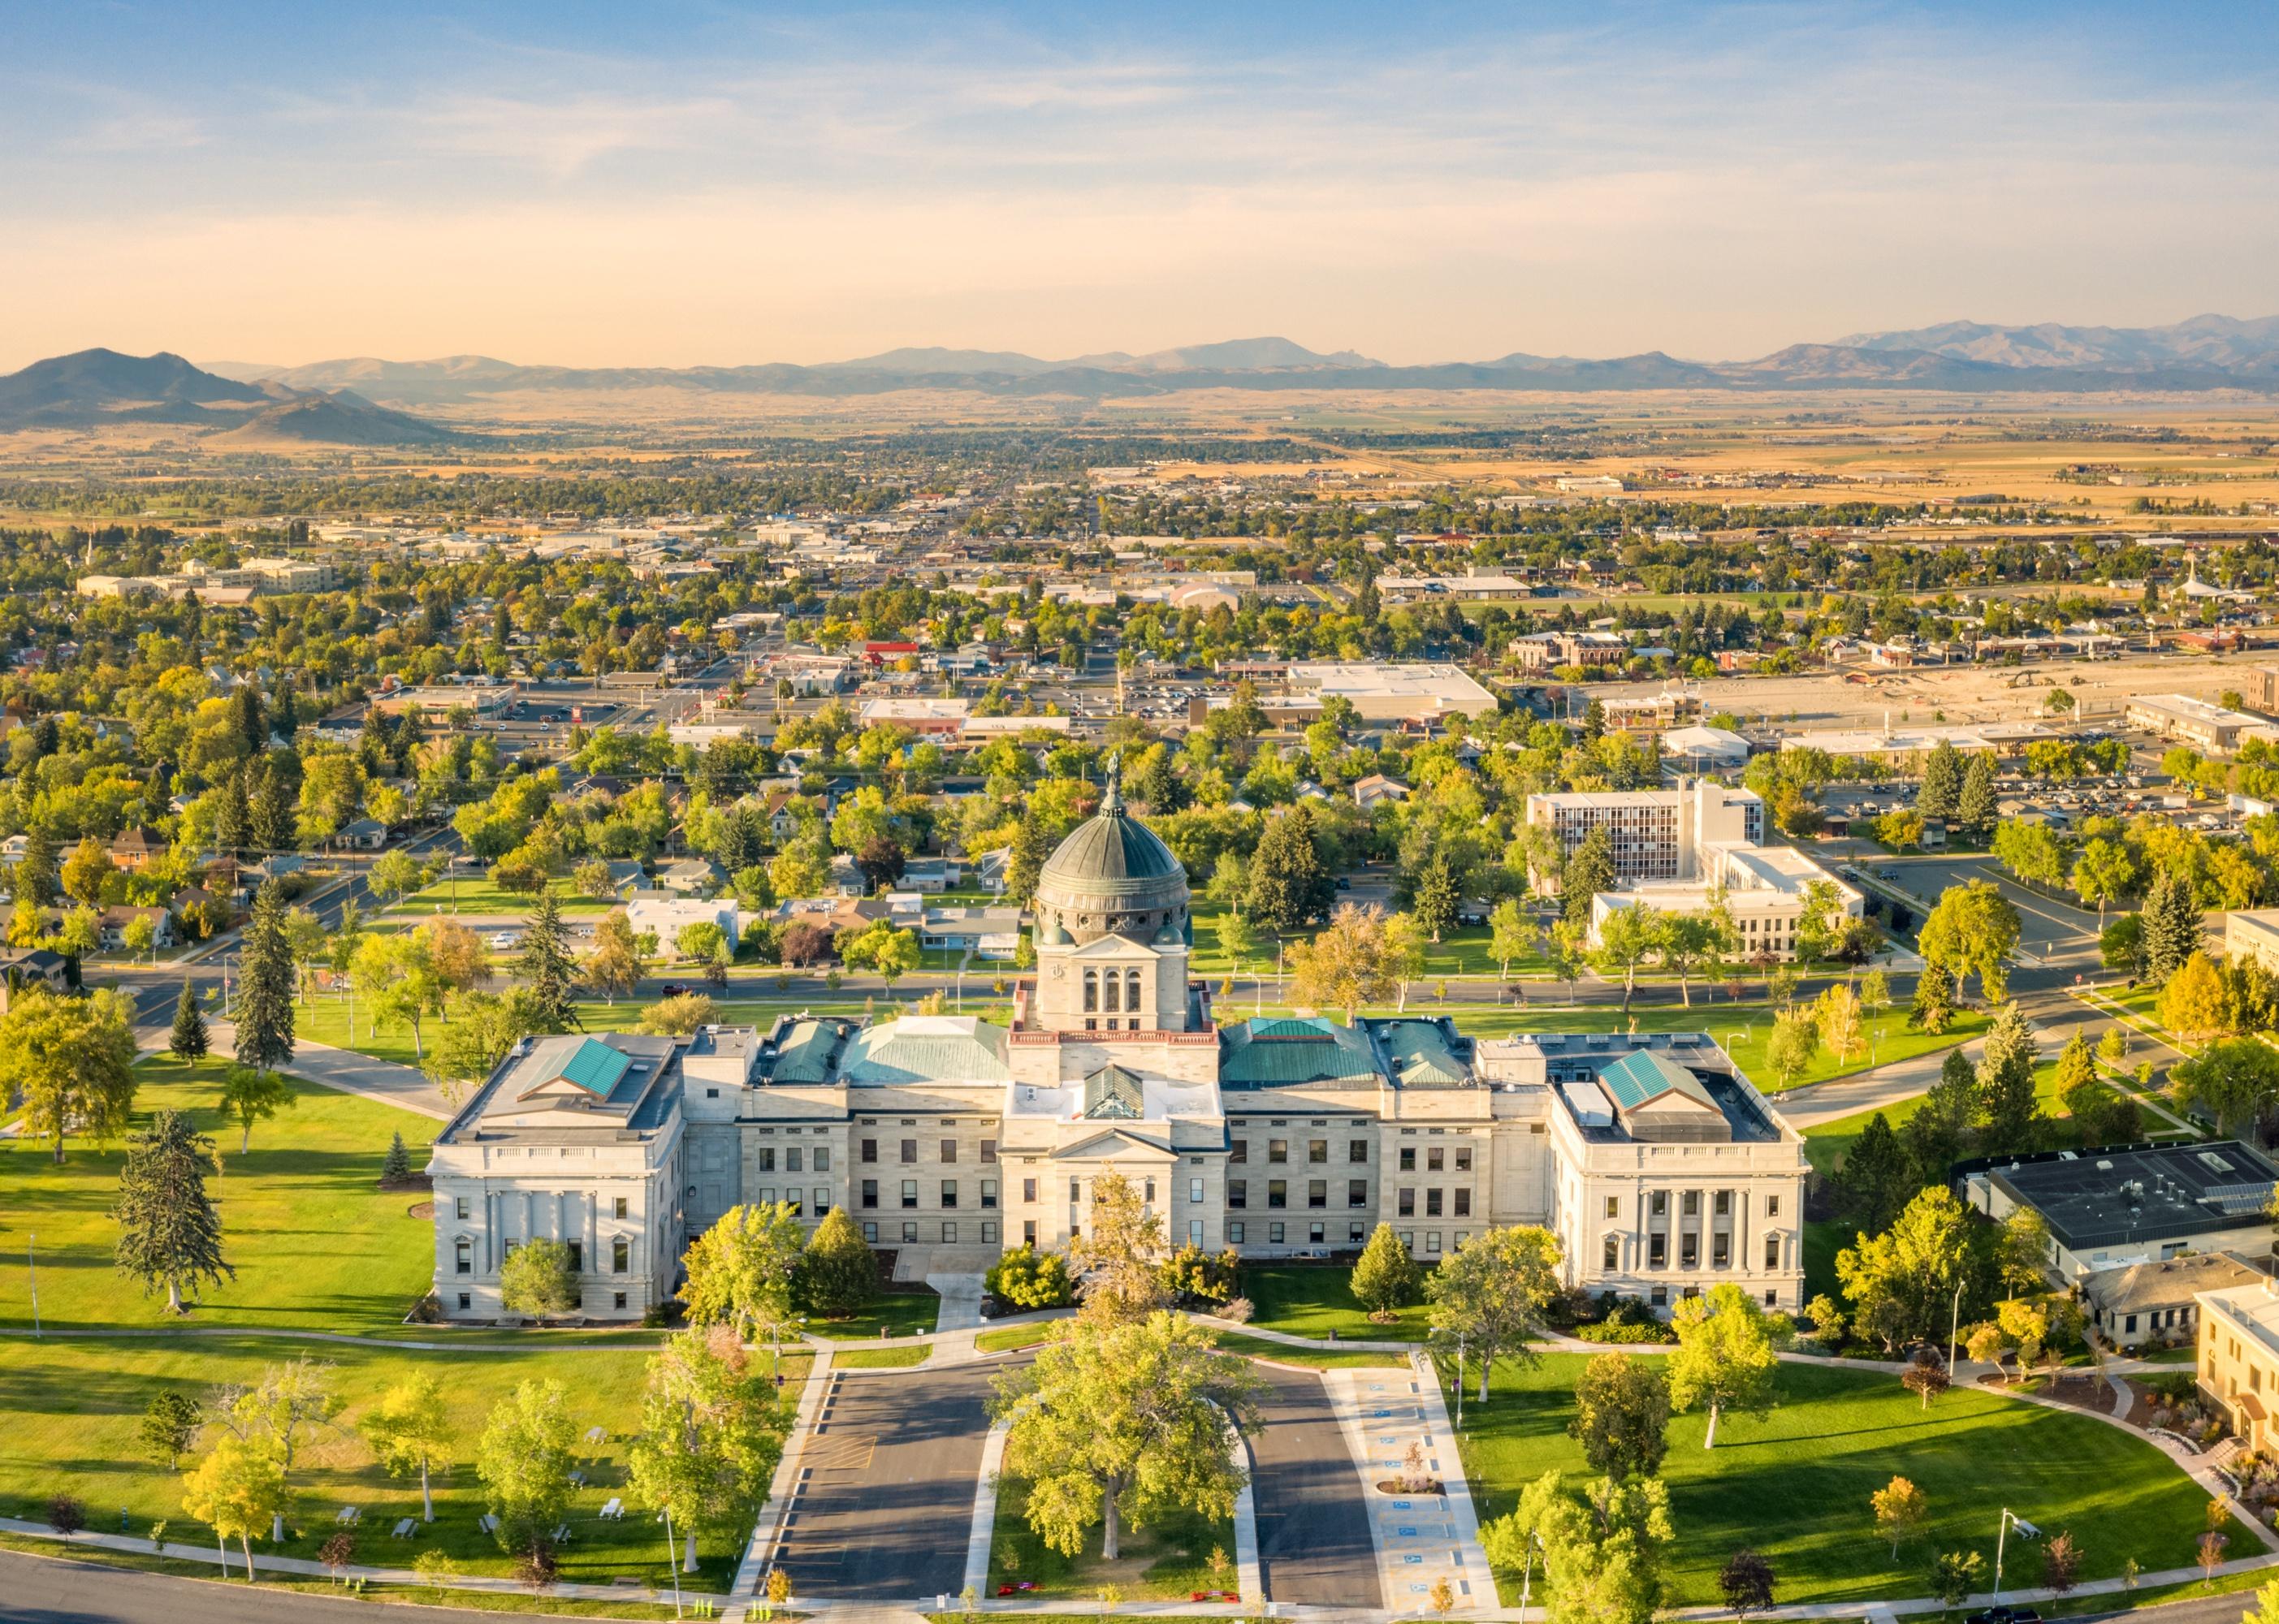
[1040,776,1184,892]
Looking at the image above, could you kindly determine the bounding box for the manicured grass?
[1451,1354,2249,1607]
[1238,1263,1429,1343]
[802,1292,939,1340]
[1207,1329,1409,1369]
[975,1323,1062,1354]
[830,1345,931,1369]
[0,1334,810,1591]
[988,1471,1236,1600]
[388,877,612,917]
[0,1056,435,1334]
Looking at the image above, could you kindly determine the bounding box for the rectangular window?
[565,1242,584,1273]
[1144,1177,1157,1204]
[942,1221,957,1244]
[1426,1189,1443,1217]
[1649,1233,1667,1268]
[1398,1187,1416,1217]
[1399,1147,1416,1172]
[756,1147,776,1173]
[863,1222,879,1243]
[1682,1190,1700,1217]
[941,1180,958,1208]
[1070,1177,1082,1204]
[981,1139,997,1164]
[1681,1233,1700,1268]
[1023,1177,1037,1203]
[1712,1233,1730,1268]
[1309,1222,1325,1244]
[1650,1285,1667,1307]
[982,1220,999,1244]
[1230,1139,1248,1164]
[612,1237,629,1272]
[814,1147,831,1173]
[1427,1147,1444,1173]
[861,1179,879,1208]
[1308,1139,1328,1164]
[1267,1179,1288,1210]
[1650,1191,1667,1217]
[614,1196,628,1220]
[1603,1234,1620,1269]
[900,1139,917,1164]
[1767,1194,1780,1217]
[902,1220,918,1243]
[1602,1195,1618,1219]
[1350,1224,1366,1244]
[861,1138,878,1164]
[1425,1232,1442,1255]
[1453,1188,1471,1217]
[1349,1140,1369,1164]
[1713,1190,1731,1216]
[1350,1179,1369,1207]
[941,1138,958,1164]
[1023,1220,1036,1246]
[458,1293,472,1310]
[786,1147,802,1173]
[1189,1178,1204,1204]
[454,1239,472,1275]
[1228,1180,1248,1209]
[456,1196,470,1220]
[1268,1139,1288,1164]
[1308,1180,1327,1209]
[1229,1221,1245,1244]
[1454,1147,1472,1173]
[1269,1222,1286,1244]
[814,1187,830,1216]
[1765,1233,1780,1269]
[1189,1220,1204,1246]
[981,1179,998,1209]
[901,1180,919,1209]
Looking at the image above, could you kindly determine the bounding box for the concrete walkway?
[926,1272,987,1332]
[1323,1358,1494,1614]
[1779,1031,1989,1130]
[201,1018,456,1120]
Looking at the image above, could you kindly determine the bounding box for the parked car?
[658,983,688,997]
[488,931,516,949]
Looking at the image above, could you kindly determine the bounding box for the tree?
[2101,912,2147,977]
[1918,880,2021,1003]
[682,1203,807,1341]
[1561,828,1615,925]
[1929,1549,1984,1605]
[1667,1282,1787,1448]
[142,1391,203,1469]
[1836,1186,1975,1350]
[840,918,920,987]
[62,836,115,906]
[424,987,556,1102]
[2174,1038,2279,1138]
[1763,1008,1819,1089]
[2161,952,2229,1047]
[1005,813,1052,907]
[210,1357,342,1540]
[2142,866,2205,983]
[382,1130,413,1184]
[1568,1353,1671,1481]
[170,980,209,1061]
[1483,1469,1673,1624]
[1901,1354,1951,1410]
[15,826,58,907]
[1815,983,1867,1066]
[180,1434,287,1582]
[476,1379,577,1562]
[1425,1226,1563,1402]
[1071,1168,1170,1324]
[1383,912,1429,1012]
[799,1207,877,1319]
[2071,839,2136,925]
[637,991,720,1035]
[1918,741,1962,821]
[512,892,583,1030]
[1287,902,1395,1021]
[1490,898,1539,980]
[1872,1475,1928,1557]
[988,1245,1075,1309]
[626,1327,786,1573]
[0,986,139,1162]
[1350,1222,1421,1324]
[1247,806,1331,931]
[1956,752,1998,840]
[1719,1549,1776,1620]
[1658,912,1719,1008]
[2042,1531,2082,1594]
[217,1065,294,1155]
[361,1372,453,1521]
[991,1311,1261,1561]
[233,881,296,1073]
[366,848,430,909]
[1996,1206,2052,1296]
[1591,905,1658,1014]
[1836,1112,1914,1233]
[1975,1002,2044,1157]
[1546,918,1589,1001]
[1909,959,1955,1034]
[1412,851,1460,943]
[499,1238,581,1320]
[1213,909,1256,976]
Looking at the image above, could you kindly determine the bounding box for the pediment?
[1062,935,1162,961]
[1050,1127,1174,1161]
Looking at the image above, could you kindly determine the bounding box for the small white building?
[625,896,740,953]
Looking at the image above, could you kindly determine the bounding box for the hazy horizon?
[5,1,2276,374]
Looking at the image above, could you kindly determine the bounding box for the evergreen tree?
[1561,827,1616,926]
[381,1130,413,1185]
[1838,1112,1914,1232]
[1412,852,1461,943]
[1901,1047,1978,1182]
[113,1109,233,1314]
[798,1207,878,1319]
[1908,959,1954,1033]
[227,687,266,757]
[1918,741,1962,822]
[1005,813,1051,907]
[16,826,58,908]
[2143,867,2203,983]
[1955,753,1998,840]
[1975,1002,2043,1156]
[233,881,296,1073]
[250,762,296,854]
[169,979,208,1061]
[1247,806,1330,931]
[216,773,252,857]
[513,892,583,1030]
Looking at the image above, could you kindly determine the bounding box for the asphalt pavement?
[1248,1362,1384,1608]
[0,1547,439,1624]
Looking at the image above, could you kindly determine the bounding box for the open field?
[0,1334,808,1591]
[387,877,614,918]
[1452,1354,2249,1608]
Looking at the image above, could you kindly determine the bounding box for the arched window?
[1126,968,1143,1013]
[1083,969,1097,1012]
[1104,970,1122,1013]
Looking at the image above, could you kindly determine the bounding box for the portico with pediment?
[998,1055,1230,1250]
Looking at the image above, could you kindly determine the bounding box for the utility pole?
[28,1233,38,1338]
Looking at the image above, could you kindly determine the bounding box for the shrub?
[1573,1320,1676,1345]
[1158,1242,1240,1305]
[46,1495,85,1540]
[1218,1295,1255,1324]
[985,1245,1073,1309]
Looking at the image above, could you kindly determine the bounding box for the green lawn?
[1238,1263,1429,1343]
[0,1335,810,1591]
[801,1292,939,1340]
[831,1345,931,1369]
[1207,1329,1409,1369]
[988,1473,1235,1600]
[0,1056,435,1334]
[387,877,612,917]
[1451,1354,2249,1608]
[974,1323,1060,1354]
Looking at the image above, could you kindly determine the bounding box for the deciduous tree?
[1872,1475,1928,1557]
[476,1379,577,1563]
[1667,1282,1788,1448]
[217,1065,294,1155]
[626,1327,786,1572]
[682,1203,807,1341]
[361,1372,453,1521]
[1425,1226,1563,1402]
[1,985,139,1163]
[1350,1223,1420,1324]
[499,1238,581,1320]
[1567,1353,1671,1481]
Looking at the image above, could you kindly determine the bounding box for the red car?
[659,983,688,997]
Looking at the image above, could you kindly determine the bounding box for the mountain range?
[6,317,2279,444]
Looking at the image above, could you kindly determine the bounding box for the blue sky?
[2,2,2275,369]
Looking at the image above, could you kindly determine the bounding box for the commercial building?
[1284,662,1499,726]
[1594,843,1862,962]
[1968,1141,2279,1279]
[2195,1276,2279,1453]
[2125,693,2279,754]
[430,767,1805,1320]
[1526,780,1765,888]
[2225,910,2279,978]
[2083,1252,2263,1353]
[858,697,971,736]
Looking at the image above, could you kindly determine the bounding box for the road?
[1248,1362,1383,1607]
[768,1360,997,1603]
[0,1546,453,1624]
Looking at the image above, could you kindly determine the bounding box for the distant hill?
[0,348,464,442]
[171,318,2279,408]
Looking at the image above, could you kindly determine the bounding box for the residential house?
[98,905,177,953]
[1351,774,1412,809]
[624,897,742,954]
[655,857,728,897]
[2084,1252,2263,1351]
[336,818,388,851]
[108,826,169,870]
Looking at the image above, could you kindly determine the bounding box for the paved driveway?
[772,1361,997,1604]
[1248,1362,1383,1608]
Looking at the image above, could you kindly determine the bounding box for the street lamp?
[1991,1507,2040,1601]
[1947,1278,1965,1375]
[1513,1527,1544,1624]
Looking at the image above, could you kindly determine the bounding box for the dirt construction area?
[1683,649,2259,732]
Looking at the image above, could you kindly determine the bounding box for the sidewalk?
[199,1018,456,1120]
[1780,1032,1990,1130]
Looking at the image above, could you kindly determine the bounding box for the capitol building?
[427,773,1809,1322]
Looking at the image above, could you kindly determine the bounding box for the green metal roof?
[1219,1017,1382,1087]
[1038,775,1186,895]
[549,1038,631,1098]
[841,1017,1011,1085]
[1595,1050,1717,1113]
[769,1019,852,1083]
[1377,1021,1469,1088]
